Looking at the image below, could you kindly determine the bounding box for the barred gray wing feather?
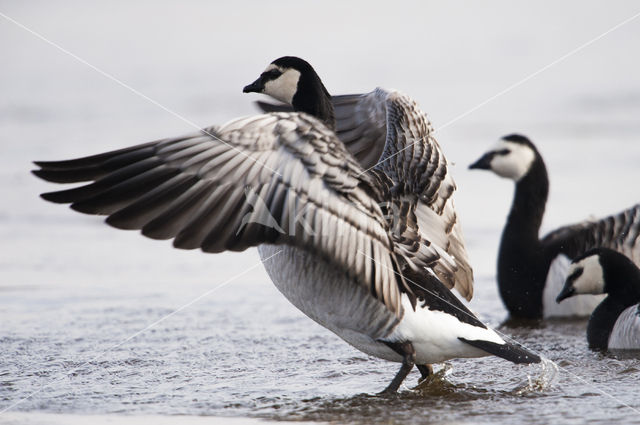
[332,92,388,169]
[542,203,640,265]
[256,94,387,169]
[375,90,474,301]
[33,113,404,314]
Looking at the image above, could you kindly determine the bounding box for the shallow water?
[2,1,640,424]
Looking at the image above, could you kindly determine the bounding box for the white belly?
[258,245,401,361]
[387,294,505,364]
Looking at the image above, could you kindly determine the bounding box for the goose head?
[243,56,335,130]
[557,248,640,303]
[556,250,606,303]
[469,134,538,181]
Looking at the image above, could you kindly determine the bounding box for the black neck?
[291,73,336,131]
[602,253,640,300]
[504,156,549,245]
[587,297,635,350]
[587,253,640,349]
[497,154,550,318]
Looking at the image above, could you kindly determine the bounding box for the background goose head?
[556,249,606,302]
[243,56,336,130]
[468,134,540,181]
[556,248,640,302]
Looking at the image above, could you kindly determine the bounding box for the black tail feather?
[459,337,541,364]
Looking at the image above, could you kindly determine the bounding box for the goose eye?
[495,149,510,156]
[262,69,283,80]
[567,266,584,284]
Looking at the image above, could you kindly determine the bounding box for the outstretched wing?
[542,203,640,265]
[257,90,474,300]
[372,89,473,301]
[33,112,406,314]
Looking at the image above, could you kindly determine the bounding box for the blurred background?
[1,1,639,424]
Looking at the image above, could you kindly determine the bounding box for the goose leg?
[417,364,433,382]
[380,341,416,394]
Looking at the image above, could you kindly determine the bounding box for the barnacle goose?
[470,134,640,320]
[33,57,539,393]
[557,248,640,350]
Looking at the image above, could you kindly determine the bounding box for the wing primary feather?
[33,142,157,171]
[40,157,163,204]
[70,166,180,215]
[106,174,200,229]
[173,183,236,250]
[33,166,108,184]
[201,187,250,252]
[141,180,216,240]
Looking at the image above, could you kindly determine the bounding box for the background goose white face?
[484,140,536,181]
[567,255,606,295]
[261,64,301,105]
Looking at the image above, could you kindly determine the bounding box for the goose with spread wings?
[34,56,539,393]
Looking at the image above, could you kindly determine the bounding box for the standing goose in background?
[33,57,540,394]
[469,134,640,320]
[557,248,640,350]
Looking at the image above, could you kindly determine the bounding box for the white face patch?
[487,140,536,181]
[570,255,605,295]
[262,64,301,105]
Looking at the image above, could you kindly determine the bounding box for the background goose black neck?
[291,70,336,131]
[586,251,640,349]
[498,151,550,319]
[587,299,627,350]
[587,285,640,350]
[600,250,640,300]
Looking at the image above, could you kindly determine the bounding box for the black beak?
[469,153,493,170]
[556,283,575,303]
[243,78,264,94]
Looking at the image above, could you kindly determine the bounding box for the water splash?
[512,356,559,395]
[411,364,468,397]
